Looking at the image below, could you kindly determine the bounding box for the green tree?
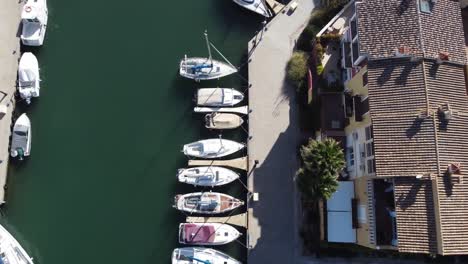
[296,138,345,202]
[287,51,309,89]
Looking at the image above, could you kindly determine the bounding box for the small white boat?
[21,0,48,46]
[179,223,241,245]
[174,192,244,215]
[183,138,245,159]
[233,0,271,17]
[196,88,244,107]
[205,113,244,129]
[177,166,239,187]
[172,247,241,264]
[18,52,40,104]
[180,31,237,81]
[10,114,31,159]
[0,224,34,264]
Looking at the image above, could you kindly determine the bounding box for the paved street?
[247,0,316,263]
[0,0,21,202]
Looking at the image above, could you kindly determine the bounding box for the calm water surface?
[4,1,262,263]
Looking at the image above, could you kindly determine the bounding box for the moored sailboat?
[232,0,271,17]
[172,247,241,264]
[196,88,244,107]
[180,31,237,81]
[177,166,239,187]
[0,224,34,264]
[182,138,245,159]
[174,192,244,215]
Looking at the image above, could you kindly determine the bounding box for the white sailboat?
[0,224,34,264]
[172,247,241,264]
[18,52,40,104]
[10,114,32,160]
[180,31,237,81]
[183,138,245,159]
[174,192,244,215]
[205,113,244,129]
[179,223,241,245]
[232,0,271,17]
[177,166,239,187]
[21,0,48,46]
[196,88,244,107]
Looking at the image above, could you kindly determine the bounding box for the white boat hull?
[180,57,237,81]
[232,0,271,17]
[172,247,241,264]
[0,224,34,264]
[177,166,239,187]
[10,114,32,158]
[179,223,241,245]
[18,52,40,104]
[196,88,244,107]
[174,192,244,215]
[205,113,244,129]
[21,0,48,46]
[183,139,245,159]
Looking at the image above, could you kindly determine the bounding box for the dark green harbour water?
[4,1,262,263]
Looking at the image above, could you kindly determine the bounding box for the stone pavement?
[246,0,316,263]
[0,0,21,203]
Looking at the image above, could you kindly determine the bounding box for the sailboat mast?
[204,30,213,65]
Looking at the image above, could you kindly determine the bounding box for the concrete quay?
[247,0,316,263]
[0,1,21,203]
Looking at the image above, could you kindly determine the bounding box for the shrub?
[287,51,309,88]
[297,25,321,52]
[320,33,341,44]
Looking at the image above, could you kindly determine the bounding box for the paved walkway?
[0,1,21,203]
[247,1,316,263]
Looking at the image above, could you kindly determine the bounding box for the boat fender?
[25,6,32,12]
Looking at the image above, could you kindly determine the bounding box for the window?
[362,71,368,86]
[347,147,355,167]
[420,0,432,13]
[366,142,374,157]
[365,126,373,140]
[367,159,376,174]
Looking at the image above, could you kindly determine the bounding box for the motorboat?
[182,138,245,158]
[174,192,244,215]
[10,114,31,160]
[21,0,48,46]
[177,166,239,187]
[179,223,241,245]
[172,247,241,264]
[196,88,244,107]
[0,224,34,264]
[180,31,237,81]
[232,0,271,17]
[18,52,40,104]
[205,113,244,129]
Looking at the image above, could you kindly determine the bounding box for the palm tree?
[296,138,345,202]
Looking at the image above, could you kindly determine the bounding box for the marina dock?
[188,157,248,171]
[0,0,21,203]
[186,213,247,228]
[247,0,315,262]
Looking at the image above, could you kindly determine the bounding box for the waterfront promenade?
[247,0,316,263]
[0,1,21,203]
